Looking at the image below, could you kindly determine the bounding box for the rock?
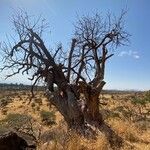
[0,131,36,150]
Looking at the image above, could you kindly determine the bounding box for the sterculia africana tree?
[1,10,129,147]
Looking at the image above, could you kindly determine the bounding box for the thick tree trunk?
[65,88,85,129]
[77,82,103,126]
[85,93,103,125]
[46,87,85,130]
[46,83,122,148]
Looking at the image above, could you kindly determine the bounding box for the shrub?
[40,110,56,126]
[35,106,40,111]
[0,97,12,107]
[34,97,42,105]
[31,102,36,108]
[132,97,146,105]
[3,113,32,130]
[0,99,8,107]
[0,122,9,134]
[1,108,8,115]
[0,113,42,144]
[125,132,139,142]
[109,112,120,118]
[22,91,27,95]
[111,95,115,99]
[114,106,133,120]
[131,91,150,106]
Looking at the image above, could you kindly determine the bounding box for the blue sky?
[0,0,150,90]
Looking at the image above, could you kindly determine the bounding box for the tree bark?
[85,93,103,125]
[77,82,104,126]
[46,86,85,130]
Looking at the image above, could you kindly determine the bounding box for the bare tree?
[1,10,129,147]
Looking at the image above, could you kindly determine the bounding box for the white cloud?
[133,55,140,59]
[118,51,129,57]
[118,50,140,59]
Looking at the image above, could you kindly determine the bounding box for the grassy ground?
[0,90,149,150]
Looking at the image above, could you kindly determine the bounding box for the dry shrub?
[139,130,150,145]
[108,119,140,143]
[0,97,12,107]
[80,134,110,150]
[1,108,8,115]
[39,128,110,150]
[34,97,43,105]
[31,102,36,108]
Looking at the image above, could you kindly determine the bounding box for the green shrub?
[131,92,150,106]
[0,113,43,144]
[109,112,120,118]
[114,106,133,119]
[0,122,9,134]
[132,97,146,105]
[2,113,32,131]
[40,110,56,126]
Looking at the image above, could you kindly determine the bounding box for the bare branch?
[67,39,77,82]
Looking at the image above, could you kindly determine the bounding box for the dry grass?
[39,131,110,150]
[0,90,150,150]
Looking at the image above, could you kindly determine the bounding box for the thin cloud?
[118,50,140,59]
[133,55,140,59]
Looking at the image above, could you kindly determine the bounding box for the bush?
[125,132,139,142]
[34,97,42,105]
[40,110,56,126]
[1,113,46,145]
[0,99,8,107]
[35,106,40,111]
[0,97,12,107]
[1,108,8,115]
[132,97,147,105]
[131,91,150,106]
[2,113,32,131]
[0,123,9,134]
[31,102,36,108]
[114,106,133,120]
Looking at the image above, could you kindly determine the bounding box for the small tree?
[1,10,129,146]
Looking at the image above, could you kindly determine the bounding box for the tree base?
[68,121,123,149]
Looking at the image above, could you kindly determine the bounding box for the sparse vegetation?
[131,92,150,106]
[0,97,12,107]
[40,110,56,126]
[0,111,44,146]
[1,108,8,115]
[34,97,43,105]
[1,113,32,131]
[0,90,149,149]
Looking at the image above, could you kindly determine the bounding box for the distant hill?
[102,89,142,94]
[0,83,44,91]
[0,83,144,94]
